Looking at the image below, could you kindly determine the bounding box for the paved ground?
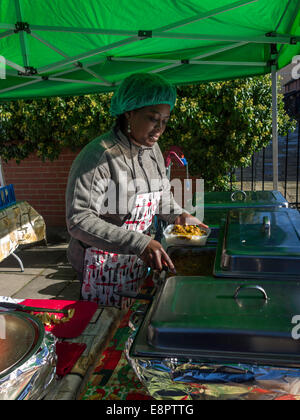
[0,242,80,301]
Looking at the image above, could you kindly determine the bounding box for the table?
[0,272,153,400]
[0,201,46,271]
[45,277,155,400]
[0,295,126,400]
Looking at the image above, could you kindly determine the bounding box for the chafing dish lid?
[132,276,300,365]
[193,190,288,209]
[214,208,300,278]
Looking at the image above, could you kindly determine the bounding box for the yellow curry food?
[171,225,207,239]
[31,308,75,327]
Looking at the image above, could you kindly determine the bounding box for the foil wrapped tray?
[0,312,56,400]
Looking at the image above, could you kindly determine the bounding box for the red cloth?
[55,342,87,377]
[21,299,98,338]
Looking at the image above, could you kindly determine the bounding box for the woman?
[66,73,207,308]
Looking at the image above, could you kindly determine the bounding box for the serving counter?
[0,295,127,400]
[125,200,300,400]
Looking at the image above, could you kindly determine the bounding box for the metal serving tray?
[130,276,300,367]
[214,207,300,280]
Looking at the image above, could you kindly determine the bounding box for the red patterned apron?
[82,191,161,309]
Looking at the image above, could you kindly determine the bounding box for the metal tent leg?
[0,157,6,187]
[11,252,24,272]
[272,65,279,191]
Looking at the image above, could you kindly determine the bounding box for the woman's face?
[125,104,171,147]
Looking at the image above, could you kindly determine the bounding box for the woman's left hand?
[174,212,209,229]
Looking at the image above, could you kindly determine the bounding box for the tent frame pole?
[0,158,6,187]
[110,57,266,67]
[154,0,258,32]
[0,78,42,94]
[30,32,112,85]
[37,37,139,74]
[46,77,111,86]
[11,25,299,45]
[150,32,300,44]
[0,30,14,40]
[0,73,110,94]
[151,41,249,74]
[14,0,30,68]
[1,58,114,94]
[271,46,279,191]
[5,59,27,73]
[25,0,262,77]
[31,30,300,78]
[0,24,15,30]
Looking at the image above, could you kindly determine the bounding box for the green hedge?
[0,75,295,190]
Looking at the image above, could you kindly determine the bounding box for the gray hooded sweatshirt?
[66,126,183,273]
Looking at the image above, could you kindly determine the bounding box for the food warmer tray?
[194,190,288,209]
[192,190,288,229]
[130,276,300,367]
[214,207,300,280]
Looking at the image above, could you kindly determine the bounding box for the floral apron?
[82,190,161,309]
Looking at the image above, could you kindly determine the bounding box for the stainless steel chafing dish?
[127,275,300,400]
[192,190,288,229]
[126,198,300,400]
[129,275,300,366]
[214,207,300,280]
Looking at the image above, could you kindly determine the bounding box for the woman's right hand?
[139,239,176,274]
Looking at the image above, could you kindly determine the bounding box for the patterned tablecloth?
[0,201,46,262]
[43,306,127,400]
[0,295,127,400]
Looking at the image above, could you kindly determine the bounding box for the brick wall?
[2,149,78,227]
[3,150,198,228]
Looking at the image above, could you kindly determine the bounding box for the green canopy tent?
[1,0,300,188]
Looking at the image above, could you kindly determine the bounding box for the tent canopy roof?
[1,0,300,100]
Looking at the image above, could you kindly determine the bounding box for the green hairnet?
[110,73,177,116]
